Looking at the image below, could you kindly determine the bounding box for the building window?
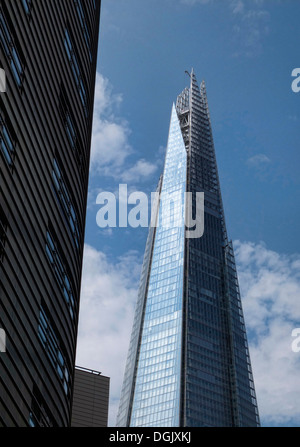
[0,116,15,166]
[0,10,24,87]
[58,83,87,178]
[52,159,80,250]
[59,83,88,184]
[29,385,54,427]
[28,413,36,427]
[45,231,76,320]
[65,112,76,150]
[22,0,32,15]
[64,28,87,113]
[38,306,71,395]
[58,83,77,150]
[0,206,7,261]
[74,0,92,62]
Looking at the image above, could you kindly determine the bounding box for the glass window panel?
[130,105,186,427]
[52,159,80,250]
[46,230,75,319]
[38,307,70,395]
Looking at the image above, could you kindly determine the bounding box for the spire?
[186,68,207,102]
[190,68,201,98]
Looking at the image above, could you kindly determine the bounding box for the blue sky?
[75,0,300,427]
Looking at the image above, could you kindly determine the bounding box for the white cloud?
[90,73,158,182]
[178,0,270,57]
[230,1,270,57]
[76,240,300,427]
[121,159,158,183]
[75,244,141,426]
[234,240,300,425]
[93,73,123,116]
[90,73,132,174]
[247,153,271,167]
[231,0,245,14]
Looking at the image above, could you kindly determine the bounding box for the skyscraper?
[116,70,260,427]
[0,0,100,426]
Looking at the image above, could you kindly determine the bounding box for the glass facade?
[117,70,260,427]
[38,306,71,396]
[130,105,186,427]
[64,28,87,112]
[52,158,80,251]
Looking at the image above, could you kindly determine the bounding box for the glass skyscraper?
[116,70,260,427]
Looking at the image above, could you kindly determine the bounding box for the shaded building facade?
[0,0,100,426]
[71,366,109,427]
[117,70,260,427]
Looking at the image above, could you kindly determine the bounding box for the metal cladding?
[0,0,101,426]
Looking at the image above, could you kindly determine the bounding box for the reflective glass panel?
[130,105,187,427]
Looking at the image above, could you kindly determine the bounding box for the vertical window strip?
[0,116,15,166]
[46,231,75,321]
[58,86,78,152]
[52,159,80,250]
[29,388,54,428]
[75,0,92,62]
[65,112,76,149]
[0,11,24,86]
[22,0,32,15]
[0,207,7,260]
[29,413,37,427]
[64,28,87,112]
[38,307,71,395]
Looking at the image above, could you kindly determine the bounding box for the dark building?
[71,366,110,427]
[117,70,260,427]
[0,0,101,426]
